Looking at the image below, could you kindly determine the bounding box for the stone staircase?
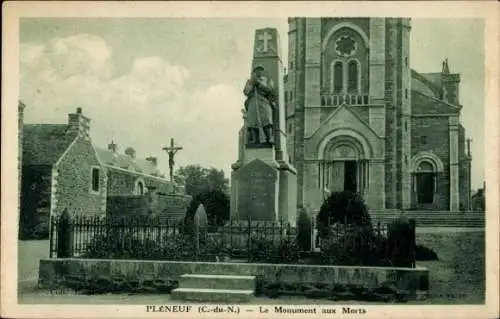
[370,210,485,228]
[170,274,256,302]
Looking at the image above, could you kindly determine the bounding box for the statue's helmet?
[252,65,265,74]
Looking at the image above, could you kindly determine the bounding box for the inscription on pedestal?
[235,159,277,221]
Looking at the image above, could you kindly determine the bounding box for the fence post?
[49,215,55,258]
[56,209,73,258]
[194,213,200,261]
[247,216,252,262]
[410,219,416,268]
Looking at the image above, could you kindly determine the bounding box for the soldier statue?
[243,65,276,145]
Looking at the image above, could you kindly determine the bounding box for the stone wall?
[38,258,429,298]
[106,168,174,196]
[107,193,192,222]
[53,137,106,215]
[411,116,450,210]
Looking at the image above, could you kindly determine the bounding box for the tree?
[184,189,230,228]
[174,165,229,197]
[316,191,372,238]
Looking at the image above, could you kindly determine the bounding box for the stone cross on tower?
[257,30,273,53]
[162,138,183,182]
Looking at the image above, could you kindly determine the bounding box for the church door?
[329,162,345,192]
[417,172,434,204]
[344,161,357,192]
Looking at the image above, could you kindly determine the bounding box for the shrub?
[248,236,300,264]
[184,189,230,230]
[83,231,163,260]
[317,191,372,239]
[296,207,312,251]
[415,244,438,261]
[386,216,416,267]
[318,225,388,266]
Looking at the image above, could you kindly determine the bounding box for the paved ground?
[18,239,50,284]
[17,227,485,305]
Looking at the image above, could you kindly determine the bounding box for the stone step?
[170,288,254,302]
[179,274,256,290]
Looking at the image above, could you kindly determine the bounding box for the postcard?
[2,1,499,318]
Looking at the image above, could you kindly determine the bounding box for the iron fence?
[49,211,415,267]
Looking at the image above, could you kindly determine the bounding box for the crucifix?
[257,31,272,52]
[162,138,183,182]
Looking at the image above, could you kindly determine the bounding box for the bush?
[184,189,230,230]
[19,211,50,240]
[83,231,163,260]
[318,225,390,266]
[415,244,438,261]
[296,207,312,251]
[248,236,300,264]
[386,216,416,267]
[317,191,371,239]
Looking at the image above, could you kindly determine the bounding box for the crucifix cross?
[162,138,183,182]
[257,31,272,52]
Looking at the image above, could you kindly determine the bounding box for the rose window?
[335,35,357,57]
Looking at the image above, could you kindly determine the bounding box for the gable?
[22,124,77,166]
[412,91,460,115]
[306,105,384,159]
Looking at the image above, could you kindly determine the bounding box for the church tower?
[285,18,413,211]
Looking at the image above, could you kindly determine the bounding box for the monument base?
[230,146,297,224]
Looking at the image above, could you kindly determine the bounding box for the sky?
[19,18,485,189]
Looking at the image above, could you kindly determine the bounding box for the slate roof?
[411,69,442,98]
[95,147,163,177]
[22,124,77,166]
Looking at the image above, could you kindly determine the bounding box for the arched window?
[135,180,145,195]
[416,161,436,204]
[347,60,359,92]
[333,61,343,93]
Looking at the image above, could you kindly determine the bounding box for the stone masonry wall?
[384,18,399,209]
[411,117,450,210]
[106,169,172,196]
[53,137,106,215]
[38,258,429,297]
[294,18,306,208]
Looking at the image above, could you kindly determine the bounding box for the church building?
[284,18,472,212]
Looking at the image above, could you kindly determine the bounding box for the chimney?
[146,156,157,167]
[124,147,136,158]
[108,140,117,153]
[67,107,91,137]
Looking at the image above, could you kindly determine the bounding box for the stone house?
[96,142,192,221]
[19,107,186,237]
[19,108,106,238]
[284,18,472,212]
[95,142,173,196]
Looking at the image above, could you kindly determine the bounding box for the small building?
[95,142,173,196]
[20,107,106,239]
[96,142,192,222]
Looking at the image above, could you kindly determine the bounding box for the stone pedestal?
[229,27,297,224]
[231,147,296,223]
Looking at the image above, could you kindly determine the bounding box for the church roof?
[95,147,164,178]
[22,124,77,166]
[410,69,442,98]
